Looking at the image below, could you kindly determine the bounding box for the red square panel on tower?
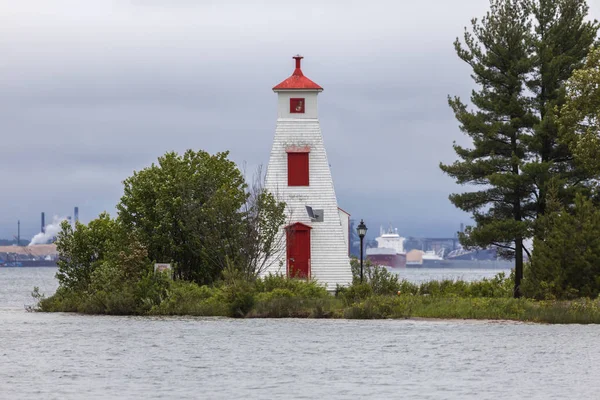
[290,98,305,113]
[288,152,309,186]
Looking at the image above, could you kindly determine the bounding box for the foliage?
[337,283,374,304]
[343,294,600,324]
[55,213,121,292]
[250,288,340,318]
[44,149,287,317]
[48,212,169,314]
[526,0,599,218]
[417,272,514,298]
[149,281,228,316]
[117,150,248,285]
[523,193,600,300]
[441,0,599,297]
[38,270,600,323]
[348,257,401,295]
[559,47,600,176]
[116,151,286,286]
[234,166,287,281]
[255,274,330,298]
[440,0,535,297]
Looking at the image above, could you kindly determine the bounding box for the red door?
[286,223,311,279]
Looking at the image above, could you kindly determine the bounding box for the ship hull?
[366,253,406,268]
[406,259,514,269]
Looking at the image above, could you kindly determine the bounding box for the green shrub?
[336,283,373,304]
[415,272,513,298]
[343,295,403,319]
[524,195,600,300]
[250,288,341,318]
[150,281,228,316]
[350,258,401,295]
[38,287,82,312]
[255,274,329,297]
[221,280,256,317]
[397,280,419,295]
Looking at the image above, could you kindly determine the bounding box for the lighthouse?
[263,55,352,289]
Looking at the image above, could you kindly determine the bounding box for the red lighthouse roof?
[272,55,323,91]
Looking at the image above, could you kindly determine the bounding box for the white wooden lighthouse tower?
[263,55,352,288]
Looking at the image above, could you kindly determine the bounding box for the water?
[1,267,600,399]
[394,267,512,284]
[0,267,59,309]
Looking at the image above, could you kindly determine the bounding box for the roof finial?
[293,54,304,76]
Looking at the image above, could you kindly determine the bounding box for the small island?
[37,15,600,324]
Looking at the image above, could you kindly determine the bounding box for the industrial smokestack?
[74,207,79,224]
[41,212,46,233]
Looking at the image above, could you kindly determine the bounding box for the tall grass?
[38,272,600,323]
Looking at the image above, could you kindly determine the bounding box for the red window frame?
[290,98,305,114]
[287,152,309,186]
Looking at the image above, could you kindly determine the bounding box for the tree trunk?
[512,130,523,298]
[514,237,523,298]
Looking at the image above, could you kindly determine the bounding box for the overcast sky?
[1,0,599,240]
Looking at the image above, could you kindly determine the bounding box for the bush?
[250,288,341,318]
[38,287,82,312]
[524,194,600,300]
[411,272,513,298]
[336,283,373,304]
[150,281,228,316]
[343,295,401,319]
[349,258,401,295]
[255,274,329,297]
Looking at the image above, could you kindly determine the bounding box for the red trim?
[284,222,312,230]
[286,146,311,153]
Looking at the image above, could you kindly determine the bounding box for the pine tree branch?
[523,245,532,261]
[491,242,515,251]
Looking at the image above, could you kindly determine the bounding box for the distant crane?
[13,220,21,246]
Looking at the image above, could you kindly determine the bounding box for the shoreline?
[1,306,551,325]
[36,293,600,324]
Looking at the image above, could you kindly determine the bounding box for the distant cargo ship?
[366,228,515,269]
[406,249,445,267]
[366,226,406,268]
[406,247,513,268]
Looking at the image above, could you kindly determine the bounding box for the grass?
[37,273,600,324]
[342,295,600,323]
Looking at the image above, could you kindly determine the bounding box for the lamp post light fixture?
[356,219,368,284]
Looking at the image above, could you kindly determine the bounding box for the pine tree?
[443,0,598,298]
[440,0,536,297]
[526,0,598,219]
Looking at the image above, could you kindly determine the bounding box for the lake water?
[2,267,600,399]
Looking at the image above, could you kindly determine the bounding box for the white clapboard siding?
[262,116,353,289]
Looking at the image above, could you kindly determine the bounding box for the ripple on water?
[2,268,600,399]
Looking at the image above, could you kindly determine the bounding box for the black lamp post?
[356,219,368,284]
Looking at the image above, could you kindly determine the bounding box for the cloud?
[0,0,598,239]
